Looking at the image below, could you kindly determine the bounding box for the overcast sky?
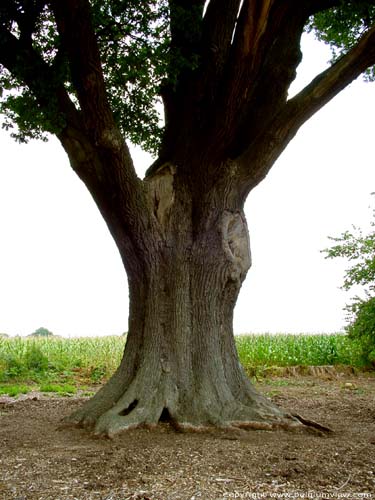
[0,34,374,337]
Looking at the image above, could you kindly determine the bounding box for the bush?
[1,354,26,379]
[346,297,375,366]
[24,344,49,372]
[323,199,375,368]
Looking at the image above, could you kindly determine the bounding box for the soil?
[0,372,374,500]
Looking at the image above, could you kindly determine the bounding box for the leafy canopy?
[307,0,375,80]
[0,0,169,152]
[1,0,375,153]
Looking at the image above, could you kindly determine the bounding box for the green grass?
[39,383,77,395]
[0,384,30,397]
[0,333,368,396]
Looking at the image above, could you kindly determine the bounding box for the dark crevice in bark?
[119,400,139,417]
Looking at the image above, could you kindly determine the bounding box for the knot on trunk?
[222,210,251,281]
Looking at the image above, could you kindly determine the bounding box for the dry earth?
[0,373,374,500]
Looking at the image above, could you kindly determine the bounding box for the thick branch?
[162,0,205,120]
[231,0,276,60]
[202,0,242,67]
[0,6,155,272]
[196,0,307,167]
[238,23,375,193]
[286,24,375,124]
[50,0,116,141]
[168,0,205,54]
[158,0,345,172]
[49,0,155,246]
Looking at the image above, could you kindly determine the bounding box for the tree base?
[62,376,333,438]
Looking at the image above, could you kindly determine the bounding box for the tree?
[1,1,375,436]
[323,202,375,367]
[29,327,54,337]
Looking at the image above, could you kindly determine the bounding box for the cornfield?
[0,333,365,391]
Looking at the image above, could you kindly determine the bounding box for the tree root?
[60,366,333,438]
[292,413,334,434]
[61,398,333,438]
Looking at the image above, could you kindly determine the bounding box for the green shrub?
[1,354,26,379]
[323,200,375,368]
[346,297,375,366]
[89,365,107,383]
[24,344,49,372]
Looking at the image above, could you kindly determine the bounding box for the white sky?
[0,34,374,337]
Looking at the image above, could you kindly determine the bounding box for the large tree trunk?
[66,163,304,437]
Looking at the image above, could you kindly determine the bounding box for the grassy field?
[0,333,366,396]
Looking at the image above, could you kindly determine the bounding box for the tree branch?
[202,0,242,67]
[0,5,153,262]
[200,0,306,163]
[168,0,205,58]
[238,23,375,193]
[49,0,151,233]
[160,1,205,127]
[287,24,375,122]
[231,0,276,60]
[50,0,117,143]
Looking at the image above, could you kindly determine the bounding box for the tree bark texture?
[67,162,302,436]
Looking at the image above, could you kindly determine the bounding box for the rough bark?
[65,163,305,436]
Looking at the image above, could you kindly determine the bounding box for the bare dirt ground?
[0,373,374,500]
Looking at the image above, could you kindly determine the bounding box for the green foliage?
[0,0,169,153]
[1,1,374,153]
[1,352,25,379]
[308,0,375,80]
[0,384,29,397]
[323,220,375,292]
[88,365,107,383]
[29,327,54,337]
[1,87,66,143]
[346,297,375,366]
[90,0,170,154]
[323,202,375,366]
[39,382,76,395]
[24,344,49,372]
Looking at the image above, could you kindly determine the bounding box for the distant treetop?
[29,327,54,337]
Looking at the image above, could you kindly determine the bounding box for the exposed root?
[61,401,332,438]
[292,413,334,434]
[60,367,333,438]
